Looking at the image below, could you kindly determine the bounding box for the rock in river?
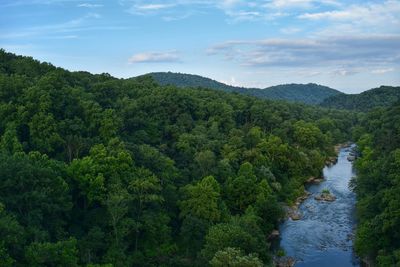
[314,192,336,202]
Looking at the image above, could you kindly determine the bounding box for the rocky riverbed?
[277,144,360,267]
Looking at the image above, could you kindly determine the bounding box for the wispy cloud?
[280,27,302,34]
[0,13,119,40]
[371,68,395,74]
[129,51,181,63]
[299,0,400,34]
[265,0,341,9]
[135,3,175,10]
[208,35,400,72]
[78,3,103,8]
[1,0,88,7]
[120,0,294,22]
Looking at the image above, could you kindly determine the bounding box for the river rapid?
[279,145,360,267]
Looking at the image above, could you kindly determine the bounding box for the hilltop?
[145,72,343,105]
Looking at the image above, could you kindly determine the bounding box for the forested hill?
[353,101,400,265]
[321,86,400,112]
[0,49,356,266]
[145,72,343,105]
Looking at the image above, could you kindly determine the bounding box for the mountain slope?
[146,72,343,105]
[0,49,355,266]
[321,86,400,112]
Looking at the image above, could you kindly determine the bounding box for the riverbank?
[276,144,360,267]
[283,143,353,221]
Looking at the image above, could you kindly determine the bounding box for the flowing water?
[279,146,360,266]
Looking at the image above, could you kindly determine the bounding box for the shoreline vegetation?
[0,50,398,266]
[282,143,351,222]
[273,143,352,267]
[0,50,357,267]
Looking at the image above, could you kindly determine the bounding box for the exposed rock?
[306,176,316,183]
[306,176,324,184]
[325,156,338,165]
[284,190,310,221]
[285,205,302,221]
[269,229,280,239]
[347,155,355,161]
[314,192,336,202]
[290,212,301,220]
[274,256,296,267]
[334,142,352,154]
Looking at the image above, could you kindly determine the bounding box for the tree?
[28,112,63,155]
[0,123,23,154]
[25,238,79,267]
[293,120,325,150]
[129,168,163,253]
[210,247,263,267]
[225,163,257,213]
[0,202,24,266]
[0,152,71,242]
[201,210,269,264]
[180,175,222,223]
[195,150,216,177]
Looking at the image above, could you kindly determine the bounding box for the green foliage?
[354,102,400,265]
[0,50,356,266]
[180,176,222,223]
[322,188,330,194]
[201,208,269,263]
[321,86,400,111]
[225,163,258,213]
[147,72,343,104]
[26,238,79,267]
[0,123,23,154]
[210,247,263,267]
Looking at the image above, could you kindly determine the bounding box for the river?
[279,145,360,267]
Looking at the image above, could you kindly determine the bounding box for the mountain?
[321,86,400,112]
[145,72,344,105]
[0,49,356,266]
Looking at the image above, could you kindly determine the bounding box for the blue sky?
[1,0,399,93]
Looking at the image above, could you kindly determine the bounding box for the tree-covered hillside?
[321,86,400,112]
[0,49,356,266]
[353,102,400,266]
[146,72,343,105]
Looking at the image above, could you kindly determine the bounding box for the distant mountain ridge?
[320,86,400,112]
[144,72,344,105]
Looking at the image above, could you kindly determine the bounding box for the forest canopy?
[1,49,393,266]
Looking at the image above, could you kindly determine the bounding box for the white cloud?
[121,0,292,22]
[208,35,400,70]
[0,12,105,40]
[332,69,358,76]
[299,0,400,34]
[78,3,103,8]
[134,3,175,10]
[280,27,302,34]
[265,0,341,9]
[299,1,400,20]
[129,51,181,63]
[266,0,315,9]
[219,76,243,87]
[371,68,395,74]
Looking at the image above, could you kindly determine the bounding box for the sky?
[1,0,399,93]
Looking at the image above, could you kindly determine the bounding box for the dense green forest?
[0,50,358,266]
[353,102,400,266]
[321,86,400,112]
[146,72,400,110]
[2,49,399,267]
[146,72,343,105]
